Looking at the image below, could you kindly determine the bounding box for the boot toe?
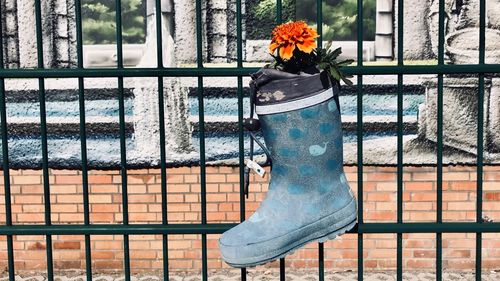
[218,217,300,267]
[218,221,268,266]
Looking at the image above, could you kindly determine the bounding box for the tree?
[82,0,146,44]
[248,0,376,41]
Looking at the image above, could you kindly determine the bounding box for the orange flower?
[269,21,319,60]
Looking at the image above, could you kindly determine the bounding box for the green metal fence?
[0,0,499,281]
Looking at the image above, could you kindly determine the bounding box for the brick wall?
[0,166,498,273]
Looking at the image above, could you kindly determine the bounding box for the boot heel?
[318,217,357,243]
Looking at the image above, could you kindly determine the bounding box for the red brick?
[449,182,476,191]
[448,202,475,210]
[13,176,41,185]
[406,259,434,268]
[128,175,154,184]
[443,172,470,181]
[413,250,435,258]
[91,251,114,260]
[447,249,471,258]
[27,242,46,250]
[409,212,436,221]
[411,192,437,201]
[443,192,469,201]
[92,204,120,213]
[89,185,118,193]
[404,182,434,191]
[53,242,81,250]
[166,174,184,183]
[446,260,475,269]
[367,173,396,181]
[367,192,394,201]
[169,167,191,174]
[127,194,155,203]
[88,175,113,184]
[206,193,226,202]
[56,195,83,203]
[55,175,82,184]
[94,261,123,269]
[14,195,42,204]
[88,194,112,203]
[485,192,500,201]
[405,202,434,211]
[412,172,437,181]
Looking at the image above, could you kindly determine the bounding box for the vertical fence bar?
[274,1,286,278]
[0,6,15,281]
[74,1,92,280]
[316,0,322,48]
[357,0,364,280]
[34,1,54,280]
[194,0,208,280]
[318,243,324,281]
[476,1,486,280]
[114,1,131,280]
[436,0,445,280]
[276,0,282,24]
[236,0,246,280]
[154,0,170,279]
[279,259,285,281]
[396,0,404,280]
[316,0,324,279]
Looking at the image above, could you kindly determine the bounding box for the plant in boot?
[219,21,358,268]
[269,21,354,85]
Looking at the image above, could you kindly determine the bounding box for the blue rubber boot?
[219,68,358,268]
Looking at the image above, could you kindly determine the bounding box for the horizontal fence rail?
[0,0,499,281]
[1,64,500,78]
[0,222,499,235]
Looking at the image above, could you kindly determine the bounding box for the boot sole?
[223,198,358,268]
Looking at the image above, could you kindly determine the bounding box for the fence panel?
[0,1,499,281]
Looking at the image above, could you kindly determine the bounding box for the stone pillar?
[207,0,229,62]
[226,0,245,62]
[1,0,20,68]
[488,78,500,153]
[16,0,76,68]
[206,0,244,62]
[375,0,393,60]
[394,0,433,60]
[488,0,500,29]
[173,0,207,63]
[54,0,77,68]
[133,0,193,162]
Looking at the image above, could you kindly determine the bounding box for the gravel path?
[1,270,499,281]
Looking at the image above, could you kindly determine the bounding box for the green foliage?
[82,0,145,44]
[246,0,296,40]
[316,43,354,85]
[271,43,354,85]
[248,0,376,41]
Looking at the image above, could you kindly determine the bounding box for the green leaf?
[328,47,342,59]
[341,76,354,86]
[336,59,354,67]
[324,41,333,51]
[329,68,341,81]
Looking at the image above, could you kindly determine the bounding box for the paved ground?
[1,270,499,281]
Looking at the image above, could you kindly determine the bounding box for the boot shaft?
[251,69,350,200]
